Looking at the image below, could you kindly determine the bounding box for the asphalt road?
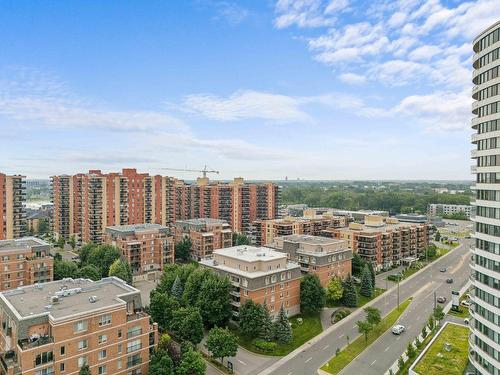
[258,239,471,375]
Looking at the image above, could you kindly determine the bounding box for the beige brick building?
[104,224,174,277]
[0,174,26,241]
[270,235,352,287]
[0,237,53,292]
[0,277,158,375]
[200,246,302,319]
[251,215,346,246]
[173,218,232,260]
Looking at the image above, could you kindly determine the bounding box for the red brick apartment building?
[326,215,434,271]
[51,169,280,243]
[270,235,352,287]
[0,277,158,375]
[0,174,26,241]
[173,218,233,260]
[251,215,346,246]
[104,224,174,277]
[200,246,302,318]
[0,237,53,292]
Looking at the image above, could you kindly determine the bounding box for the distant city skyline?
[1,0,500,180]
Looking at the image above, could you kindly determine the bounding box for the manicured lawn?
[395,332,435,375]
[235,313,323,356]
[321,298,413,374]
[448,294,470,319]
[413,324,469,375]
[327,287,385,308]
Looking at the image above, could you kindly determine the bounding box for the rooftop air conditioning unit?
[89,296,98,303]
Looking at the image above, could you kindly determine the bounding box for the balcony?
[18,335,54,350]
[127,311,149,322]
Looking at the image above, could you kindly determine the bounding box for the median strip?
[320,298,413,375]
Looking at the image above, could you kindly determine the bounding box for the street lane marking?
[305,357,312,363]
[237,359,247,365]
[287,372,293,375]
[322,345,329,351]
[384,346,390,352]
[370,360,377,366]
[339,334,345,338]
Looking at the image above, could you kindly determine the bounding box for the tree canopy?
[206,327,238,364]
[108,259,133,284]
[326,277,344,303]
[300,274,325,314]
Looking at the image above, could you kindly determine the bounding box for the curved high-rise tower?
[471,20,500,375]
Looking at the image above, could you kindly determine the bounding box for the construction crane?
[161,165,220,179]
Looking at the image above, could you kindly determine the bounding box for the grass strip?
[321,297,413,374]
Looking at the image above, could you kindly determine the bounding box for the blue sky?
[1,0,499,180]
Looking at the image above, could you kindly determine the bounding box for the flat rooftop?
[213,245,287,262]
[0,237,50,252]
[175,218,228,226]
[1,277,139,320]
[106,223,168,235]
[278,234,346,245]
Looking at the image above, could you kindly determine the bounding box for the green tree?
[273,305,292,344]
[108,259,133,284]
[398,356,405,370]
[428,315,435,331]
[341,276,358,307]
[175,237,192,261]
[421,325,427,338]
[357,320,372,345]
[434,231,441,242]
[148,349,175,375]
[367,262,376,289]
[176,347,206,375]
[406,341,416,359]
[425,245,437,259]
[68,235,77,250]
[171,275,183,300]
[57,236,65,250]
[206,327,238,364]
[170,307,204,345]
[76,265,100,281]
[351,253,366,277]
[159,333,172,351]
[360,265,374,298]
[78,243,97,264]
[87,244,121,277]
[149,291,180,330]
[364,307,381,326]
[53,252,62,262]
[433,305,445,326]
[196,273,232,327]
[300,274,325,314]
[233,233,251,246]
[239,300,265,338]
[79,364,91,375]
[182,268,211,306]
[38,218,49,235]
[260,303,274,341]
[54,259,78,280]
[326,277,344,303]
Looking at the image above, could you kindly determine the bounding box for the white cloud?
[183,90,312,123]
[212,2,249,26]
[339,72,367,84]
[274,0,348,29]
[408,45,441,61]
[0,69,185,132]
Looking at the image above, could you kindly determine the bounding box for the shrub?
[331,309,351,324]
[253,339,277,353]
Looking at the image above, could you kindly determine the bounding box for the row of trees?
[281,185,470,214]
[174,233,251,262]
[54,243,132,283]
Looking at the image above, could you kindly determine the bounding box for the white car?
[461,300,471,307]
[464,318,470,325]
[392,325,405,335]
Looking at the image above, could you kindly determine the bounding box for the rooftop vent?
[89,296,98,303]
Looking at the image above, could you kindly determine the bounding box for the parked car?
[446,278,453,283]
[461,300,471,307]
[392,325,405,335]
[437,296,447,303]
[464,318,470,325]
[440,268,447,272]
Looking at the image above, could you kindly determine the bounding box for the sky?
[1,0,499,180]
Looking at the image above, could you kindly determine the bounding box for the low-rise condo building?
[325,215,433,271]
[251,215,346,246]
[428,203,474,218]
[270,235,352,286]
[0,277,158,375]
[0,237,53,292]
[104,224,174,278]
[199,246,302,318]
[173,218,233,260]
